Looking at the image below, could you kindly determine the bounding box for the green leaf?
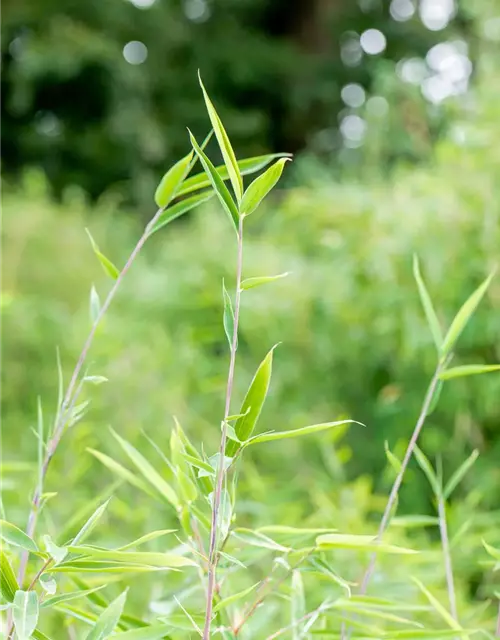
[209,489,232,540]
[291,570,307,640]
[390,515,439,528]
[39,574,57,595]
[90,285,101,324]
[154,152,193,208]
[440,270,496,358]
[412,256,443,351]
[231,529,290,552]
[32,630,53,640]
[181,453,213,475]
[412,577,462,630]
[66,546,196,568]
[414,445,441,496]
[225,345,277,456]
[84,375,109,385]
[0,520,38,552]
[117,530,176,551]
[13,590,39,640]
[241,273,290,290]
[87,449,156,499]
[43,534,67,564]
[85,229,120,280]
[42,586,107,609]
[384,441,403,474]
[426,378,443,416]
[483,540,500,560]
[198,73,243,202]
[149,191,215,235]
[316,533,418,554]
[240,158,291,215]
[85,589,127,640]
[257,525,337,536]
[222,280,236,349]
[178,153,291,197]
[0,549,19,602]
[109,429,179,509]
[245,420,360,446]
[443,449,479,499]
[111,625,173,640]
[71,499,111,546]
[439,364,500,380]
[50,561,165,574]
[188,130,239,231]
[213,582,259,613]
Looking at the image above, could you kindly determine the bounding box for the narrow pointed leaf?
[426,378,443,416]
[245,420,360,446]
[39,574,57,595]
[441,270,496,358]
[150,191,215,235]
[66,546,196,568]
[0,549,19,602]
[84,375,109,385]
[42,586,107,609]
[240,158,291,215]
[13,590,39,640]
[87,449,156,499]
[213,582,259,613]
[43,534,67,564]
[483,540,500,560]
[225,345,277,456]
[413,256,443,351]
[72,499,111,546]
[440,364,500,380]
[117,530,176,551]
[199,73,243,202]
[384,441,403,474]
[85,229,119,280]
[443,449,479,499]
[414,446,441,496]
[85,589,127,640]
[222,280,236,348]
[291,570,307,640]
[109,429,179,508]
[412,577,462,630]
[241,273,290,290]
[154,152,193,208]
[188,130,239,231]
[111,625,173,640]
[0,520,38,552]
[317,533,417,554]
[90,285,101,324]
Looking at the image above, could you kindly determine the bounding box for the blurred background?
[2,0,500,622]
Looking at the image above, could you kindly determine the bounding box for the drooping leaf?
[222,280,236,349]
[244,420,360,447]
[149,191,215,235]
[13,590,39,640]
[241,272,289,290]
[412,256,443,351]
[154,152,193,209]
[440,270,496,358]
[84,589,127,640]
[39,574,57,595]
[0,549,19,602]
[109,429,179,509]
[316,533,417,554]
[414,446,441,496]
[71,499,111,546]
[240,158,291,216]
[178,153,291,197]
[0,520,39,552]
[439,364,500,380]
[483,540,500,560]
[90,285,101,324]
[188,130,239,231]
[443,449,479,499]
[85,229,120,280]
[225,345,277,456]
[199,73,243,202]
[384,441,403,474]
[43,534,67,564]
[213,582,259,613]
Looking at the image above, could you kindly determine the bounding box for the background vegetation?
[2,0,500,637]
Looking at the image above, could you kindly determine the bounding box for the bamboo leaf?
[13,590,39,640]
[390,515,439,528]
[87,449,156,499]
[71,499,111,546]
[90,285,101,324]
[241,273,290,290]
[414,445,441,496]
[222,279,236,349]
[66,546,196,568]
[42,586,107,609]
[154,152,193,208]
[39,574,57,595]
[291,570,308,640]
[85,229,120,280]
[178,153,291,197]
[440,270,496,358]
[0,520,39,552]
[84,589,127,640]
[231,529,290,552]
[443,449,479,499]
[482,540,500,560]
[245,420,360,446]
[213,582,259,613]
[426,378,443,416]
[109,429,179,509]
[225,345,277,456]
[111,625,173,639]
[316,533,418,555]
[43,534,67,564]
[240,158,291,215]
[117,530,176,551]
[439,364,500,380]
[188,130,239,231]
[0,549,19,602]
[149,191,215,235]
[198,73,243,202]
[412,577,462,630]
[413,256,443,351]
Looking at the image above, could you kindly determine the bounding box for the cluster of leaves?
[0,72,500,640]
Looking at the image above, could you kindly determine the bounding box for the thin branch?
[437,495,458,622]
[203,214,245,640]
[16,208,164,591]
